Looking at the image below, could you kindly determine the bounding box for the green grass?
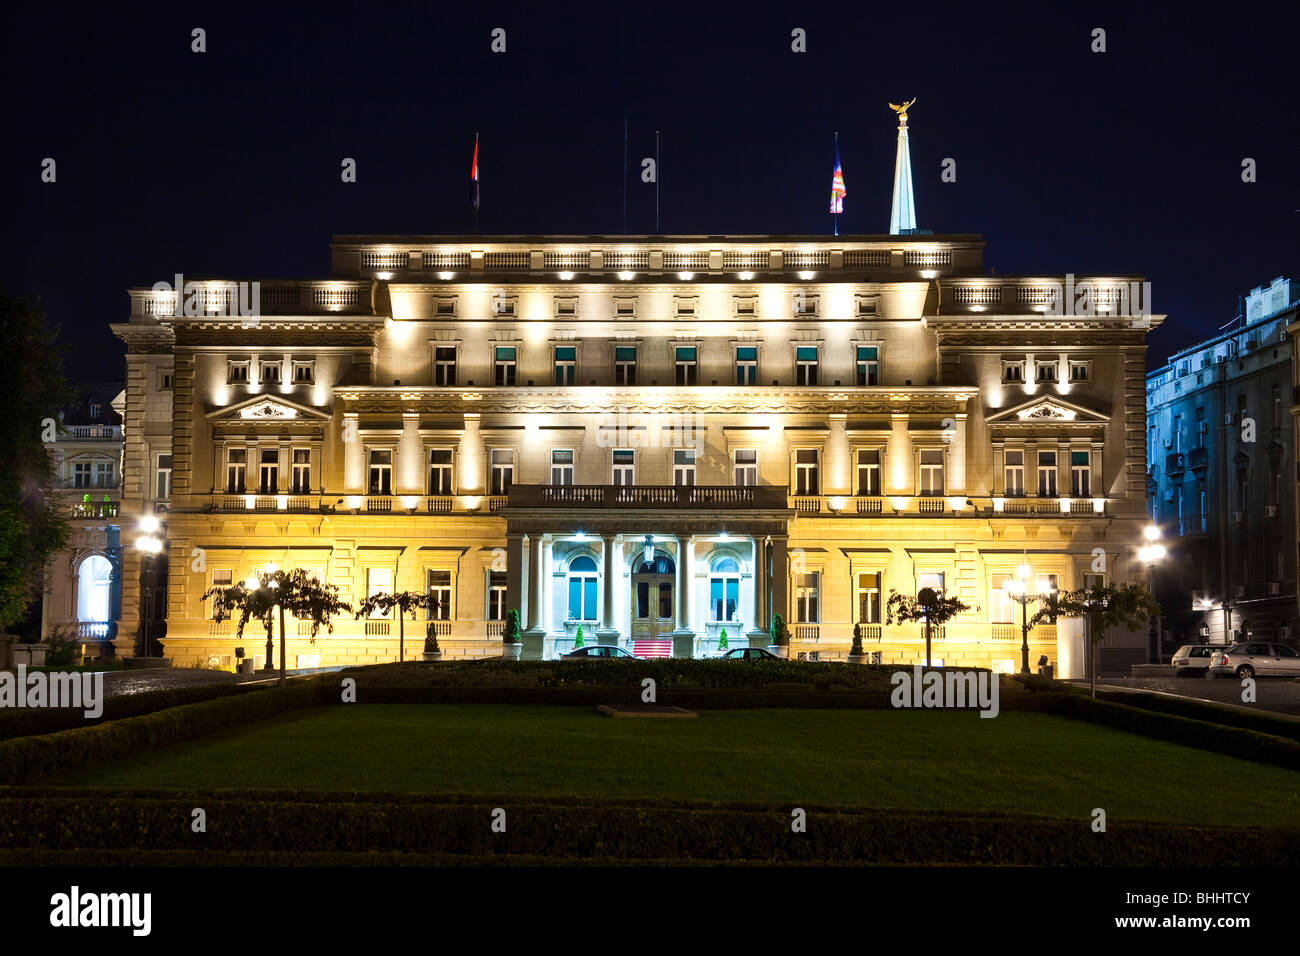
[44,704,1300,823]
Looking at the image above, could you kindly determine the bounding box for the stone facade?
[113,235,1161,676]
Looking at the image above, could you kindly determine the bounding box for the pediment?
[985,396,1110,425]
[206,396,332,421]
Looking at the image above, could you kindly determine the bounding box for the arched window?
[709,555,741,622]
[567,555,598,621]
[77,555,113,623]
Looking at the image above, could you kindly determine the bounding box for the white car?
[1207,642,1300,679]
[1170,644,1217,677]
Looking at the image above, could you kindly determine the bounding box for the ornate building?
[112,233,1161,676]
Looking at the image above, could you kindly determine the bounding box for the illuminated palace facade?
[113,235,1160,676]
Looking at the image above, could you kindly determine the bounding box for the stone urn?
[767,644,789,659]
[422,651,443,662]
[503,642,523,660]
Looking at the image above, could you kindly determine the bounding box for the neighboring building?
[1146,276,1300,653]
[40,384,125,655]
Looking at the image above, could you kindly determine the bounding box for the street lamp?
[248,563,280,671]
[134,516,164,660]
[1006,562,1056,675]
[1139,527,1166,662]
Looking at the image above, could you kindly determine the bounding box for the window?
[291,449,311,494]
[368,449,392,495]
[856,449,881,496]
[292,361,314,384]
[94,462,114,487]
[209,570,232,619]
[920,449,944,495]
[1037,450,1057,496]
[792,293,819,317]
[73,462,91,488]
[734,449,758,486]
[675,347,698,386]
[1195,407,1206,448]
[551,449,574,485]
[795,573,819,623]
[1004,450,1025,496]
[1002,361,1024,384]
[673,449,696,486]
[735,346,758,385]
[796,346,819,386]
[1273,384,1282,428]
[490,449,514,495]
[487,571,507,620]
[434,346,457,386]
[155,454,173,499]
[427,571,453,620]
[259,360,281,384]
[159,371,173,390]
[88,401,102,420]
[1068,361,1089,383]
[226,448,247,493]
[917,572,945,595]
[555,296,578,318]
[733,296,757,317]
[710,556,740,622]
[613,297,637,318]
[614,346,637,385]
[428,449,453,494]
[567,555,598,621]
[492,294,517,317]
[435,296,457,317]
[1173,413,1182,453]
[227,360,250,384]
[259,448,279,494]
[1270,462,1283,507]
[990,574,1015,623]
[494,347,517,386]
[795,449,819,495]
[612,449,635,485]
[1071,451,1091,497]
[366,568,393,617]
[1035,360,1057,383]
[856,572,882,623]
[856,347,879,386]
[554,346,576,385]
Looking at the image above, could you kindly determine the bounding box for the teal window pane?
[736,347,757,360]
[797,347,818,360]
[495,347,516,360]
[676,347,697,361]
[555,346,575,360]
[615,346,636,360]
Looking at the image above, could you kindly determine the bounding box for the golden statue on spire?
[889,97,917,125]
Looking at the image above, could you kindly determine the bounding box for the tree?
[204,568,351,685]
[354,589,434,663]
[573,623,585,649]
[0,291,73,630]
[718,627,729,652]
[503,608,522,644]
[769,612,790,646]
[1033,582,1160,698]
[851,622,865,658]
[886,587,971,669]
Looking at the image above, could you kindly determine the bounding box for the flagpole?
[622,108,628,235]
[655,129,660,234]
[833,131,839,237]
[474,131,480,235]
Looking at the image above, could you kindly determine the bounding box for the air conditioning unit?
[1268,582,1282,595]
[1230,628,1243,642]
[1233,586,1247,599]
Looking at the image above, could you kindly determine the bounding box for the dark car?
[718,647,781,660]
[561,645,643,660]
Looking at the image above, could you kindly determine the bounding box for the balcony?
[64,425,122,441]
[505,484,790,510]
[70,499,119,518]
[76,621,117,641]
[1188,446,1210,473]
[1165,453,1186,477]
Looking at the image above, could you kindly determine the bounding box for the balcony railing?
[76,621,116,640]
[485,621,505,639]
[65,425,122,440]
[71,500,119,518]
[506,484,790,510]
[793,624,820,641]
[992,624,1018,640]
[855,624,882,641]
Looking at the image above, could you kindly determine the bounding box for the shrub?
[769,614,790,647]
[503,609,521,644]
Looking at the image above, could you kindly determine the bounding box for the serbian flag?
[470,134,480,209]
[829,146,846,214]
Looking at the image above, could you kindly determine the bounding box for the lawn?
[45,704,1300,824]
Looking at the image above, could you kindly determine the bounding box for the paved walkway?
[95,667,339,698]
[1087,675,1300,718]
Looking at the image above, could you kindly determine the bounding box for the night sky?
[4,2,1297,380]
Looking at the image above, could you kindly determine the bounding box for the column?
[526,533,545,633]
[770,535,789,630]
[343,413,364,494]
[674,534,694,632]
[826,413,851,495]
[747,535,768,646]
[598,534,619,643]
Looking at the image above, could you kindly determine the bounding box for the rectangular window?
[1274,384,1282,428]
[426,570,453,620]
[675,347,698,386]
[795,449,820,495]
[1004,450,1025,496]
[368,449,392,495]
[1173,413,1182,453]
[568,569,597,621]
[1195,406,1206,448]
[554,346,576,385]
[366,568,393,618]
[920,449,944,495]
[612,449,635,485]
[796,346,819,386]
[551,449,574,485]
[291,448,311,494]
[292,361,314,384]
[1002,361,1024,383]
[487,571,507,620]
[93,461,114,488]
[734,449,758,486]
[259,360,281,384]
[150,453,169,500]
[614,346,637,385]
[795,572,820,623]
[856,449,881,496]
[990,574,1014,623]
[856,572,881,623]
[73,462,91,488]
[226,448,247,493]
[490,449,514,495]
[1071,451,1091,497]
[710,574,740,622]
[493,347,517,386]
[1035,361,1057,383]
[735,346,758,385]
[227,360,250,384]
[917,571,945,595]
[856,347,879,386]
[428,449,453,494]
[1037,450,1058,496]
[434,346,457,386]
[1068,361,1089,383]
[673,449,696,486]
[258,448,278,494]
[159,371,173,390]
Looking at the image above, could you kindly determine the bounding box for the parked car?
[718,647,781,660]
[561,645,643,660]
[1170,644,1217,676]
[1207,642,1300,679]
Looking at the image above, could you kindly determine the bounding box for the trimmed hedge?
[1090,689,1300,744]
[0,681,253,741]
[0,792,1295,866]
[0,683,326,785]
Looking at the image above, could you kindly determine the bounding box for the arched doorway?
[77,554,113,625]
[630,552,675,649]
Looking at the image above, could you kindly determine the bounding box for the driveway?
[1087,675,1300,719]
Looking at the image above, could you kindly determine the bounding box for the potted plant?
[423,621,443,662]
[503,608,523,660]
[767,613,790,659]
[848,622,867,665]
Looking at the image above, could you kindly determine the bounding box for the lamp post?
[1139,526,1166,663]
[1006,560,1055,675]
[133,514,164,660]
[247,563,279,671]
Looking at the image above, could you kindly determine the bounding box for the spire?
[888,98,917,235]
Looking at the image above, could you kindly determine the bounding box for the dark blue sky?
[4,1,1297,379]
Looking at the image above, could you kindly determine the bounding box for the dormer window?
[228,360,251,384]
[1035,361,1057,383]
[1002,361,1024,384]
[259,360,282,384]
